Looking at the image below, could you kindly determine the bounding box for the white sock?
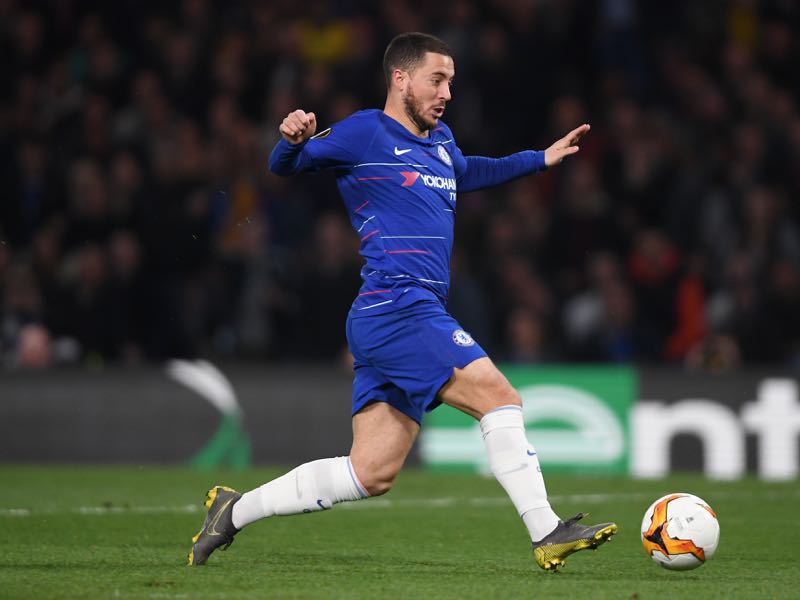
[480,405,560,542]
[231,456,369,529]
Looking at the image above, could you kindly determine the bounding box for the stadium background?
[1,0,799,476]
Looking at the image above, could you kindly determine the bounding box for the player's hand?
[279,109,317,145]
[544,123,590,167]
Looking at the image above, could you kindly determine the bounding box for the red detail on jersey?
[358,289,391,296]
[354,200,370,213]
[399,171,420,186]
[357,177,391,181]
[361,230,380,241]
[384,249,430,254]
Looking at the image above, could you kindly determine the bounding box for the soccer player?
[189,32,617,571]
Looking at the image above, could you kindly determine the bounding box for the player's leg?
[438,356,617,571]
[437,356,560,539]
[230,400,416,524]
[349,401,419,496]
[188,449,370,566]
[188,401,417,566]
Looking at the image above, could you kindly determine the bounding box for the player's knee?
[470,360,521,405]
[480,372,521,411]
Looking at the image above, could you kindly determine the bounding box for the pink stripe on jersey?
[357,177,392,181]
[361,230,380,241]
[354,200,370,213]
[384,249,430,254]
[358,289,391,296]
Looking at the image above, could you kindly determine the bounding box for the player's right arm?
[279,109,318,145]
[268,109,365,176]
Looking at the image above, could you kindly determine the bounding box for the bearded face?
[402,85,436,134]
[397,52,453,135]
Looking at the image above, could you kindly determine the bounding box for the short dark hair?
[382,32,453,87]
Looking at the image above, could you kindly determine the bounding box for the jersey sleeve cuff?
[269,137,310,175]
[277,137,309,153]
[532,150,547,172]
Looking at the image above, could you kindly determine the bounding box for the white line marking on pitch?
[1,489,798,517]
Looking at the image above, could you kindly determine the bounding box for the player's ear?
[392,69,406,91]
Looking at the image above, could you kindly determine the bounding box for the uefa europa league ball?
[641,493,720,571]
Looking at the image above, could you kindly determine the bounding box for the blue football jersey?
[269,109,546,316]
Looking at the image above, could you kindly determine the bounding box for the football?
[641,493,720,570]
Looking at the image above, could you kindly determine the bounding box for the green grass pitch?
[0,466,796,599]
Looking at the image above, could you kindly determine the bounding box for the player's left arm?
[456,124,590,193]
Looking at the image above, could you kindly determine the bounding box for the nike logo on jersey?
[394,147,412,156]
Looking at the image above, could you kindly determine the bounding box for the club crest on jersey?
[437,145,452,166]
[452,329,475,347]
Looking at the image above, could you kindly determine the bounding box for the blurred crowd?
[2,0,800,370]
